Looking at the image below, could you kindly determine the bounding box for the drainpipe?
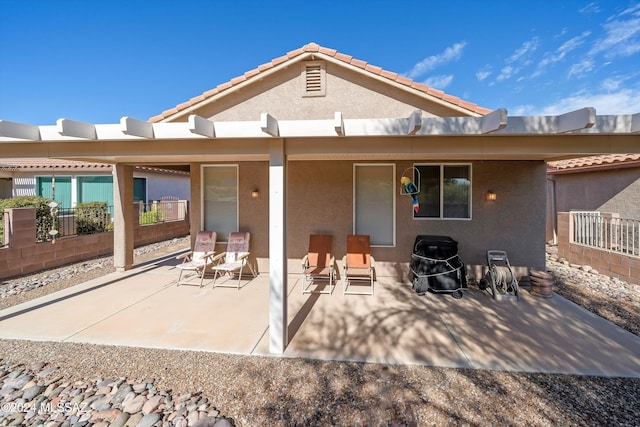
[548,175,557,245]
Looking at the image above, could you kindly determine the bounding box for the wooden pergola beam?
[57,118,96,140]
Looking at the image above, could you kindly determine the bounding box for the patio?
[1,251,639,378]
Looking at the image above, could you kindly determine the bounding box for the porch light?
[486,191,497,201]
[251,188,260,198]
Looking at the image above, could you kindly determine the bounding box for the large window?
[414,164,471,219]
[202,165,238,241]
[354,164,395,246]
[77,176,114,206]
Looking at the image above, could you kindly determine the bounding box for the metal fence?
[137,200,187,225]
[571,211,640,256]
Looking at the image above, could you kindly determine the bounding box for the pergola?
[2,107,639,353]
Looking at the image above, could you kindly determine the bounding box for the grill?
[410,235,467,299]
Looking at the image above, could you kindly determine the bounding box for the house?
[1,42,638,353]
[0,158,190,206]
[546,154,640,243]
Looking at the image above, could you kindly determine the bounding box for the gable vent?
[302,61,326,97]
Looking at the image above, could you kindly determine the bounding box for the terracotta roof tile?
[151,42,493,122]
[350,58,368,69]
[287,47,305,58]
[0,158,112,170]
[548,154,640,172]
[365,64,383,75]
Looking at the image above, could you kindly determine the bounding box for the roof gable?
[150,42,492,123]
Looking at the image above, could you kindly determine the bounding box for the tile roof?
[0,158,190,176]
[150,42,492,123]
[0,158,111,170]
[547,154,640,173]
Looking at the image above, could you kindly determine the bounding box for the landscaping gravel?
[1,240,639,426]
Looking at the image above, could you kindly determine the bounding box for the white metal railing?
[571,211,640,256]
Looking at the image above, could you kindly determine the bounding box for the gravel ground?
[1,239,639,426]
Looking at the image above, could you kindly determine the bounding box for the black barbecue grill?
[410,235,467,299]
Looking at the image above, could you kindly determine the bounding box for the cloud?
[496,65,516,82]
[423,74,453,89]
[532,87,640,115]
[589,5,640,59]
[405,42,466,79]
[533,31,591,77]
[476,66,492,81]
[506,37,540,64]
[568,58,595,78]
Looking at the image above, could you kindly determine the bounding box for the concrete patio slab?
[1,255,639,378]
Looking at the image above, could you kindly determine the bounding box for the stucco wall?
[197,60,463,122]
[285,160,546,280]
[547,167,640,242]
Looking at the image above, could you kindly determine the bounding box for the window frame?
[353,163,396,247]
[412,163,473,221]
[201,164,239,242]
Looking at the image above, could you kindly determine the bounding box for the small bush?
[139,206,165,225]
[0,196,55,242]
[75,201,111,234]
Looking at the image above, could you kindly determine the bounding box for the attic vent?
[302,61,326,97]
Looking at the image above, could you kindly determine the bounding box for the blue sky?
[1,0,639,125]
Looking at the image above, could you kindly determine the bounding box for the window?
[414,164,471,219]
[202,165,238,240]
[354,164,395,246]
[301,61,326,97]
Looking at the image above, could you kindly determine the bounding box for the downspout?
[547,175,557,245]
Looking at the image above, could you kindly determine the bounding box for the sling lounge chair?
[301,234,336,294]
[176,231,217,287]
[211,231,256,290]
[342,234,375,295]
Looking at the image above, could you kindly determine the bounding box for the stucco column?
[189,163,201,246]
[113,164,134,271]
[269,139,288,353]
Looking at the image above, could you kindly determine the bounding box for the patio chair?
[211,231,256,290]
[342,234,375,296]
[175,231,217,287]
[301,234,336,294]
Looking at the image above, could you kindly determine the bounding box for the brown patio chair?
[342,234,375,295]
[210,231,256,290]
[301,234,336,294]
[175,231,217,287]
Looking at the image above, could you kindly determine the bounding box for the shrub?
[0,196,56,242]
[75,201,111,234]
[139,206,165,225]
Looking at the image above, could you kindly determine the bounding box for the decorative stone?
[137,412,161,427]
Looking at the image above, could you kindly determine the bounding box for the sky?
[1,0,639,125]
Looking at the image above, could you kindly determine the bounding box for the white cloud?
[476,66,492,81]
[405,42,466,79]
[506,37,540,64]
[589,7,640,59]
[533,87,640,115]
[568,58,595,78]
[496,65,515,82]
[533,31,591,77]
[423,74,454,89]
[510,104,537,116]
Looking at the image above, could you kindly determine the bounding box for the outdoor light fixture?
[251,188,259,198]
[486,191,497,201]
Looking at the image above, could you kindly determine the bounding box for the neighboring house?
[0,158,190,207]
[1,42,638,353]
[546,154,640,243]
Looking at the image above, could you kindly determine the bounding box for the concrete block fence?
[1,207,189,280]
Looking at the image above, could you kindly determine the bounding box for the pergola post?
[269,139,288,353]
[113,164,134,271]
